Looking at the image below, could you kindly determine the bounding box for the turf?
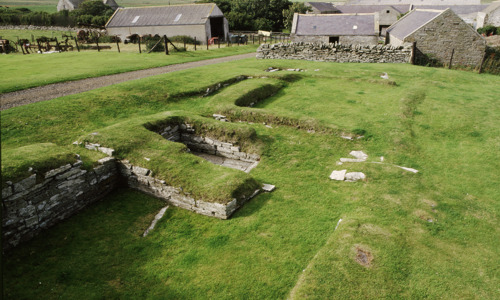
[2,58,499,299]
[0,44,258,93]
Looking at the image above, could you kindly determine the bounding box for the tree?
[282,2,311,31]
[71,0,114,17]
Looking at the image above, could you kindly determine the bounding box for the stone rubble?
[142,206,169,237]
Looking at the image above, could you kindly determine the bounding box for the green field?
[0,44,258,93]
[2,53,499,299]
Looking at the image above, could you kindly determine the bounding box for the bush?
[477,25,498,36]
[145,36,165,52]
[168,35,201,45]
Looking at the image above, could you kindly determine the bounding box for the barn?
[386,9,486,67]
[291,13,379,45]
[105,4,229,44]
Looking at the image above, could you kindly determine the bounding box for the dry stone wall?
[257,42,412,63]
[2,157,119,249]
[118,160,260,220]
[154,123,260,163]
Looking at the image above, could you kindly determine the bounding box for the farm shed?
[346,0,481,5]
[386,9,486,67]
[57,0,119,12]
[477,1,500,28]
[105,4,228,44]
[291,13,379,45]
[414,5,488,27]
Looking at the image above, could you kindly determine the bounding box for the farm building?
[305,2,340,14]
[291,13,379,45]
[346,0,481,5]
[477,1,500,28]
[105,4,228,44]
[386,9,486,67]
[57,0,119,12]
[413,5,488,26]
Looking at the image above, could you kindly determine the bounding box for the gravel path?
[0,52,256,111]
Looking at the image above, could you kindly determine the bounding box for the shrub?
[145,36,165,52]
[168,35,201,45]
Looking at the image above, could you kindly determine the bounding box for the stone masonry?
[2,157,119,249]
[257,42,412,63]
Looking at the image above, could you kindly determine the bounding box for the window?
[174,14,182,22]
[132,16,140,23]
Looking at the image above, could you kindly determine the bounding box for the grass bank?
[2,59,499,298]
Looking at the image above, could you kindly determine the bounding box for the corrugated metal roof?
[386,9,442,40]
[106,4,222,27]
[413,5,488,14]
[334,4,411,14]
[295,14,376,36]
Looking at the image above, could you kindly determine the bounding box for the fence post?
[207,36,209,50]
[116,37,120,53]
[448,48,454,69]
[96,38,100,52]
[54,37,61,52]
[227,34,230,47]
[411,42,416,65]
[74,37,80,52]
[478,50,487,74]
[164,35,169,55]
[194,37,197,50]
[218,36,220,48]
[183,36,186,50]
[138,38,142,53]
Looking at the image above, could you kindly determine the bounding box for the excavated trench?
[153,123,260,173]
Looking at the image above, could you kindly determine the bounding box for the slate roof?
[295,14,376,36]
[346,0,481,5]
[106,4,223,27]
[413,5,487,14]
[386,9,442,40]
[334,4,411,14]
[306,2,339,13]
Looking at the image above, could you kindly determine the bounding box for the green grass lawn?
[0,44,258,93]
[2,58,499,299]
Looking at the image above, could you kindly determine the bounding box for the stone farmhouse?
[386,9,486,67]
[291,13,379,45]
[477,1,500,28]
[305,2,492,29]
[105,4,228,44]
[57,0,119,11]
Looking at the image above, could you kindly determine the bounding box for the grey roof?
[306,2,339,13]
[413,5,487,14]
[334,4,411,14]
[386,9,442,40]
[295,14,376,36]
[106,4,223,28]
[346,0,481,5]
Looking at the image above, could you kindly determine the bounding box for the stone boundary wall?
[0,25,84,33]
[155,123,260,163]
[2,157,119,249]
[257,42,413,63]
[118,161,260,220]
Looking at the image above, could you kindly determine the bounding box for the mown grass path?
[0,53,255,111]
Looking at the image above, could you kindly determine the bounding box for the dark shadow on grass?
[231,192,273,219]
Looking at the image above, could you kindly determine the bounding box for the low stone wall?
[257,42,413,63]
[3,140,261,249]
[118,160,260,219]
[2,157,119,249]
[154,123,260,163]
[0,25,83,33]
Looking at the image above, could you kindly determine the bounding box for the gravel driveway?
[0,52,256,111]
